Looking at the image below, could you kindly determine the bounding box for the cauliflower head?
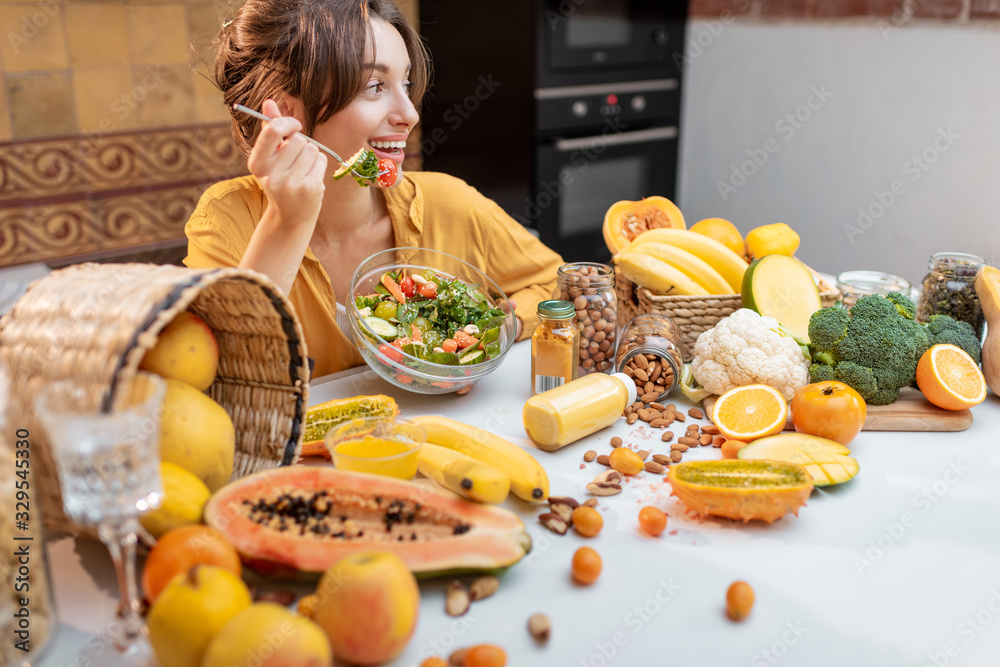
[690,308,809,401]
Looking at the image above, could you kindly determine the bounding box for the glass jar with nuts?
[554,262,617,377]
[615,313,683,402]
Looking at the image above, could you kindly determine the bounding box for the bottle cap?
[537,300,576,319]
[612,372,637,406]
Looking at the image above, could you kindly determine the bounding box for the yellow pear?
[147,565,252,667]
[200,602,332,667]
[140,462,211,538]
[159,378,235,492]
[141,311,219,391]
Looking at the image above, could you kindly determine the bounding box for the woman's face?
[313,19,419,182]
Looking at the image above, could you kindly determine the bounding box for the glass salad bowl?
[349,248,517,394]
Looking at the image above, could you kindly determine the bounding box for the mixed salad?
[354,269,509,367]
[333,148,398,188]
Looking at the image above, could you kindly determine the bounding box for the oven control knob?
[571,100,588,118]
[631,95,647,113]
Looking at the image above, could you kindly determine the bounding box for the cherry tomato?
[417,281,438,299]
[790,381,867,446]
[378,343,403,363]
[377,159,398,187]
[399,276,416,298]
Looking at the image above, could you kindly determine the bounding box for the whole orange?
[141,525,241,603]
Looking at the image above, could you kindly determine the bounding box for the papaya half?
[603,196,686,256]
[204,467,532,580]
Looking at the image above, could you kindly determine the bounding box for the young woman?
[185,0,564,378]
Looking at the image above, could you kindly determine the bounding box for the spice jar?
[916,252,987,339]
[553,262,617,377]
[531,300,579,396]
[614,313,683,402]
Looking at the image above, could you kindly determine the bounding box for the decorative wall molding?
[0,124,247,267]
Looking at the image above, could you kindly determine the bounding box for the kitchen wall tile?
[911,0,962,18]
[7,71,78,139]
[689,0,754,17]
[74,67,139,133]
[758,0,810,18]
[128,5,189,65]
[0,4,69,72]
[134,64,195,128]
[813,0,901,16]
[66,4,130,67]
[193,71,228,124]
[188,3,223,68]
[971,0,1000,18]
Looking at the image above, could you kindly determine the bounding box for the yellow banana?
[411,415,549,502]
[417,443,510,504]
[626,228,750,292]
[629,241,734,295]
[617,251,709,296]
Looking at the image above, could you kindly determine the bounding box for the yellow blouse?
[184,171,564,378]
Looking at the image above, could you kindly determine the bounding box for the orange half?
[916,344,986,411]
[712,384,788,441]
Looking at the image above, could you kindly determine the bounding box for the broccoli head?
[925,314,981,364]
[806,294,930,405]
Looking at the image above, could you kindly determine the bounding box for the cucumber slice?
[332,148,369,180]
[363,316,398,340]
[459,349,485,365]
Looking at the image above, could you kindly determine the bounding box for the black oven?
[420,1,687,263]
[534,124,678,261]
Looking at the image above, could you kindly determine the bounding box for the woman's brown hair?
[216,0,429,154]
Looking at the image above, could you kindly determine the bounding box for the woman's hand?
[247,99,327,231]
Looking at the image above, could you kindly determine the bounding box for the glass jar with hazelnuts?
[554,263,617,377]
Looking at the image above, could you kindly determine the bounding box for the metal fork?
[231,104,389,179]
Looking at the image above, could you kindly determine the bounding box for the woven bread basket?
[0,263,310,535]
[614,267,840,362]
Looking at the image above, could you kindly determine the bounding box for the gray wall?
[677,20,1000,288]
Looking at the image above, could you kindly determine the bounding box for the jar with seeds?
[554,262,617,377]
[614,313,683,402]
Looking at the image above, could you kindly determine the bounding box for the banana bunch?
[411,415,550,504]
[616,228,750,296]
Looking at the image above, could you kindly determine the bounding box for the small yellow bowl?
[324,416,425,480]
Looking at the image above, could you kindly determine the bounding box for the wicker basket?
[615,267,840,362]
[0,263,310,535]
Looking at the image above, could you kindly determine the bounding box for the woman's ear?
[274,94,307,126]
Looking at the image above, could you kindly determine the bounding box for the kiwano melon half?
[204,467,531,580]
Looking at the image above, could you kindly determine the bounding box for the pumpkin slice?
[667,459,813,524]
[741,254,821,342]
[204,467,532,580]
[603,196,685,255]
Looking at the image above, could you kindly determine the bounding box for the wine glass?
[34,372,166,657]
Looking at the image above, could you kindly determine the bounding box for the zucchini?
[363,315,399,340]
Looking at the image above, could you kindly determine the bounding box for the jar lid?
[537,300,576,319]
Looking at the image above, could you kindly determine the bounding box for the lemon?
[140,462,211,538]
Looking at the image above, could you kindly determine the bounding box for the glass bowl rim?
[324,416,426,463]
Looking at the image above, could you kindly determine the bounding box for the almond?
[688,407,704,419]
[644,460,666,474]
[678,436,700,446]
[596,454,611,466]
[584,450,597,462]
[661,431,674,442]
[528,613,552,642]
[626,413,639,425]
[670,443,689,452]
[637,449,650,461]
[673,411,687,422]
[652,454,671,466]
[583,498,599,508]
[701,424,720,435]
[610,436,623,448]
[700,434,714,446]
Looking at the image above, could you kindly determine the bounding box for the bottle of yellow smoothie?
[522,372,636,451]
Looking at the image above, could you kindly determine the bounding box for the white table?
[35,341,1000,666]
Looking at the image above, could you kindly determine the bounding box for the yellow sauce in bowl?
[331,436,421,479]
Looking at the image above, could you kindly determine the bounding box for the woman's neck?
[313,177,382,246]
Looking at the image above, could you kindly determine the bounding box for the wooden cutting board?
[702,387,972,432]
